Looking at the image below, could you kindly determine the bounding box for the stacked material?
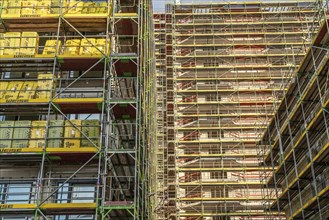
[64,120,81,148]
[29,121,47,148]
[36,0,51,16]
[81,120,99,147]
[21,0,37,16]
[79,38,96,55]
[42,40,62,55]
[18,81,37,100]
[0,121,15,148]
[12,121,32,148]
[63,38,109,55]
[0,74,53,102]
[1,0,21,17]
[20,32,39,55]
[0,120,100,148]
[35,74,53,100]
[3,32,21,56]
[1,0,110,17]
[0,33,4,55]
[2,81,24,101]
[3,32,39,56]
[47,120,64,148]
[2,32,108,56]
[63,39,81,55]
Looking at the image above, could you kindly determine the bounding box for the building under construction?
[0,0,154,219]
[260,13,329,220]
[1,0,329,220]
[152,1,328,220]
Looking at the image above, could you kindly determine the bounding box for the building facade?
[154,1,323,219]
[0,0,154,219]
[261,13,329,220]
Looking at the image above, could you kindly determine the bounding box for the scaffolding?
[155,1,323,219]
[0,0,154,219]
[260,3,329,219]
[152,13,168,220]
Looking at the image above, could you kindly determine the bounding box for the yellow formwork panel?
[63,39,80,55]
[0,147,98,153]
[3,91,20,102]
[0,204,36,210]
[82,2,97,14]
[20,32,39,56]
[3,32,21,56]
[47,120,64,148]
[64,120,81,148]
[43,40,62,55]
[3,81,25,101]
[21,0,37,16]
[41,202,97,209]
[79,38,96,55]
[12,121,32,148]
[97,2,109,14]
[38,73,53,80]
[0,82,9,99]
[1,0,22,18]
[66,1,84,14]
[36,82,52,96]
[95,39,109,55]
[0,34,4,56]
[0,121,15,148]
[36,0,51,16]
[50,0,67,14]
[18,81,37,101]
[35,74,53,100]
[29,121,47,148]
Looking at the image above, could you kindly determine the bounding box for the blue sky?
[153,0,165,12]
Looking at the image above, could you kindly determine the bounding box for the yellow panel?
[20,32,39,56]
[5,81,24,92]
[66,1,84,14]
[0,121,14,148]
[12,121,31,148]
[21,1,37,16]
[36,0,51,15]
[35,74,53,100]
[95,38,109,55]
[96,2,108,14]
[29,121,47,148]
[0,147,98,153]
[79,38,96,55]
[46,147,98,153]
[41,202,97,209]
[114,13,138,18]
[36,79,52,89]
[18,81,37,101]
[64,120,81,148]
[35,90,51,100]
[54,98,102,103]
[0,82,9,99]
[3,32,21,56]
[47,120,64,148]
[50,0,67,14]
[0,35,4,56]
[42,40,62,55]
[82,2,97,14]
[38,73,53,80]
[1,0,22,17]
[0,203,36,210]
[3,91,20,101]
[63,39,80,55]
